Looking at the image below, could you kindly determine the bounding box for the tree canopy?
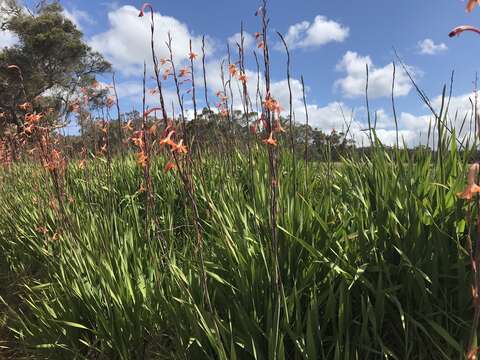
[0,1,110,131]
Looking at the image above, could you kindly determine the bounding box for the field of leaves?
[0,134,476,359]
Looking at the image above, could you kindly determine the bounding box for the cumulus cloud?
[280,15,349,50]
[62,8,94,31]
[89,5,213,77]
[227,32,254,50]
[0,30,17,48]
[418,38,448,55]
[334,51,413,98]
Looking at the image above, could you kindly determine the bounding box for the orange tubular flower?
[18,102,32,111]
[164,161,176,173]
[106,96,115,108]
[122,120,134,132]
[163,68,172,80]
[228,64,238,77]
[172,139,188,154]
[467,0,480,12]
[23,123,35,135]
[238,72,247,84]
[25,113,42,124]
[262,132,277,146]
[449,25,480,38]
[137,152,148,168]
[257,41,265,49]
[160,130,176,147]
[458,163,480,200]
[255,32,261,39]
[189,51,197,61]
[179,68,190,77]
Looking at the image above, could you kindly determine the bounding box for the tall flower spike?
[449,25,480,38]
[138,3,153,17]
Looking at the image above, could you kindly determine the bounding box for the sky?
[3,0,480,146]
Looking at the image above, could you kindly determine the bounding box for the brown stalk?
[201,35,211,114]
[277,31,296,194]
[141,4,169,126]
[166,33,188,146]
[112,72,122,153]
[259,1,282,356]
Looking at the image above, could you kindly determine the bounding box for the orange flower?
[149,88,159,95]
[172,139,188,154]
[23,123,35,135]
[189,51,197,61]
[106,96,115,108]
[238,72,247,84]
[467,0,480,12]
[164,161,176,173]
[131,131,144,149]
[122,120,134,132]
[262,132,277,146]
[263,95,280,113]
[228,64,238,77]
[159,58,169,65]
[137,152,148,167]
[25,112,42,124]
[160,130,176,147]
[18,102,32,111]
[458,163,480,200]
[255,32,261,39]
[257,41,265,49]
[449,25,480,38]
[179,67,190,77]
[163,68,172,80]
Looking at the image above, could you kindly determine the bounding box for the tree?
[0,1,110,131]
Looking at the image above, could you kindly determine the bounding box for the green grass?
[0,135,476,359]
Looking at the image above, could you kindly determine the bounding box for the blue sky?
[5,0,480,145]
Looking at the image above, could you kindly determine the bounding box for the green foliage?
[0,1,110,130]
[0,128,474,359]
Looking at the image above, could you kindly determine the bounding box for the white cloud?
[0,30,17,48]
[418,38,448,55]
[334,51,412,98]
[0,0,18,48]
[89,5,213,77]
[281,15,349,50]
[227,32,254,50]
[62,8,94,31]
